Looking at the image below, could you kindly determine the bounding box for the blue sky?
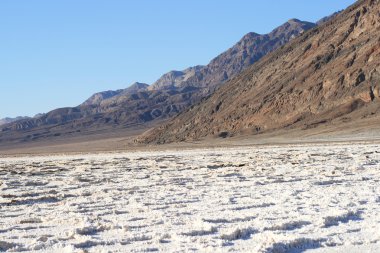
[0,0,356,118]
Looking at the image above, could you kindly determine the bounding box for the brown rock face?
[140,0,380,144]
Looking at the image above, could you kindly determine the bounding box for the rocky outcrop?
[140,0,380,144]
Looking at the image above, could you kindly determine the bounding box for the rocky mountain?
[82,82,149,106]
[0,117,29,126]
[140,0,380,144]
[149,19,315,92]
[82,90,124,107]
[0,19,316,143]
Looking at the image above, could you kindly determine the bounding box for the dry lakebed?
[1,143,380,252]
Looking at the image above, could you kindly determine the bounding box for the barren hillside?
[140,0,380,144]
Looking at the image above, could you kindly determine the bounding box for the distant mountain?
[82,89,124,106]
[140,0,380,144]
[149,19,315,92]
[82,82,149,106]
[0,117,29,126]
[0,19,316,143]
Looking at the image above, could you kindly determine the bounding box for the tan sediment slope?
[140,0,380,144]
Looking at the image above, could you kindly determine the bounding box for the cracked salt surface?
[0,144,380,252]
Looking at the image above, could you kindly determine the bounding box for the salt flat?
[0,144,380,252]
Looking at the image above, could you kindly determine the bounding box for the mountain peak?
[278,18,315,29]
[122,82,149,94]
[269,19,316,39]
[287,18,302,23]
[149,21,316,92]
[81,89,124,106]
[0,116,29,126]
[128,82,149,90]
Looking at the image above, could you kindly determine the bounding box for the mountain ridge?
[139,0,380,144]
[1,19,317,144]
[0,117,29,126]
[148,19,315,92]
[82,82,149,106]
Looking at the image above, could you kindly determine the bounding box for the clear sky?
[0,0,356,118]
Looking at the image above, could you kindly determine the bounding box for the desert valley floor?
[1,143,380,252]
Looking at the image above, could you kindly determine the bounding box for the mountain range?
[2,0,376,148]
[0,18,317,144]
[0,117,29,127]
[139,0,380,144]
